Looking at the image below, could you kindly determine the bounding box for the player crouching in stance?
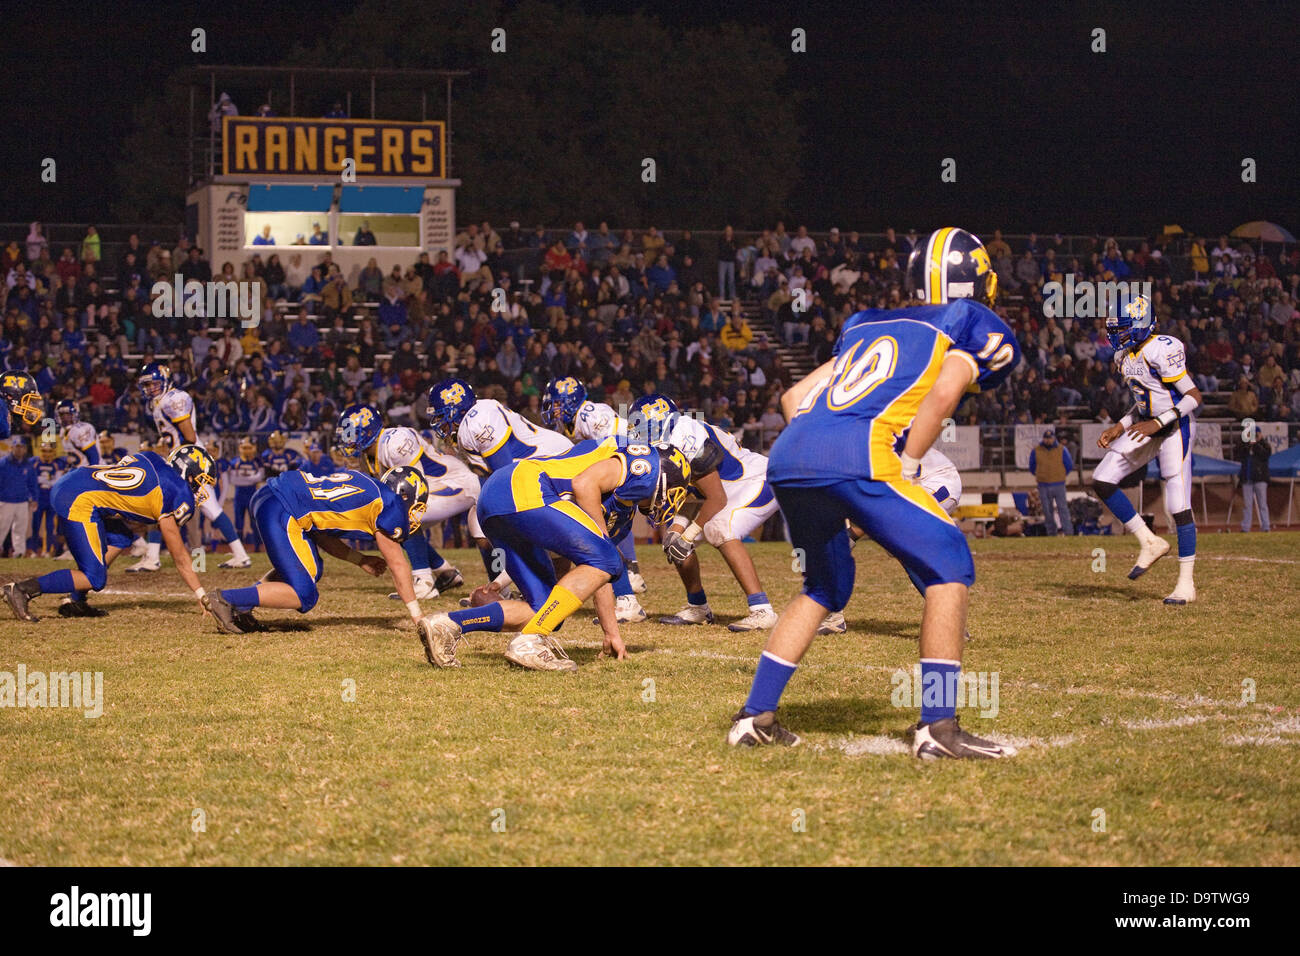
[417,438,693,672]
[204,466,430,634]
[4,446,218,621]
[728,227,1020,759]
[1092,295,1201,604]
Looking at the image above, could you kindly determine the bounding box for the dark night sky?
[1,0,1295,237]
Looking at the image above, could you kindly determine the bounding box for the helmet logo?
[644,398,671,420]
[1124,295,1150,319]
[556,378,578,395]
[440,383,466,406]
[969,247,991,275]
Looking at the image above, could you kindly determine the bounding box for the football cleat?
[3,582,39,622]
[727,710,801,747]
[54,549,74,561]
[233,611,264,632]
[124,558,161,573]
[627,571,647,594]
[389,577,439,601]
[659,603,714,625]
[593,594,647,625]
[1163,584,1196,605]
[504,633,578,672]
[417,613,463,668]
[204,592,245,634]
[58,599,106,618]
[129,538,148,557]
[817,611,847,635]
[218,556,252,569]
[910,716,1016,760]
[1128,535,1170,579]
[433,568,465,592]
[728,606,778,632]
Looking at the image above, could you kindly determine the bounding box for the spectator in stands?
[1228,375,1258,419]
[25,222,47,263]
[81,226,101,264]
[1028,428,1074,535]
[208,92,238,132]
[716,225,738,299]
[308,223,329,246]
[288,310,321,364]
[1238,430,1272,533]
[253,224,275,245]
[720,310,754,356]
[353,220,377,246]
[324,101,347,119]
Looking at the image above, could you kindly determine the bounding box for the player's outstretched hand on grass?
[599,629,628,660]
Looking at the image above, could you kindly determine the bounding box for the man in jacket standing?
[1029,428,1074,535]
[1239,430,1271,532]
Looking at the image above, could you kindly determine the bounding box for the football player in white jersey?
[337,403,477,600]
[55,400,100,467]
[628,394,780,631]
[427,379,573,591]
[542,377,649,623]
[1093,295,1201,604]
[126,363,252,571]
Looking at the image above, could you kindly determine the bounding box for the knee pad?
[1092,480,1119,501]
[1172,509,1194,527]
[702,514,734,548]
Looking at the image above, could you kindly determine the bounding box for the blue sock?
[449,603,504,633]
[1176,521,1196,558]
[147,529,162,545]
[403,533,431,572]
[222,586,262,613]
[1102,489,1137,524]
[743,651,797,715]
[612,566,633,597]
[211,512,238,544]
[687,589,707,606]
[920,659,961,725]
[747,591,770,608]
[426,544,449,572]
[906,566,927,597]
[617,533,637,563]
[71,590,87,602]
[36,569,76,594]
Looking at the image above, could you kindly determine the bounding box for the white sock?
[1177,556,1195,589]
[145,542,161,563]
[1124,515,1156,543]
[228,538,249,562]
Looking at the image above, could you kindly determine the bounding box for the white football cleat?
[124,558,161,573]
[390,577,439,601]
[817,611,846,634]
[658,603,714,625]
[129,538,147,557]
[54,549,75,561]
[1128,535,1170,579]
[594,594,647,624]
[628,571,647,594]
[728,606,779,632]
[1163,584,1196,605]
[417,612,463,668]
[504,633,578,672]
[218,556,252,569]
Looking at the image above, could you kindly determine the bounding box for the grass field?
[2,531,1298,866]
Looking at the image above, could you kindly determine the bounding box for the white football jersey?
[375,426,477,493]
[1115,334,1190,420]
[456,399,572,472]
[664,415,766,484]
[572,401,627,443]
[62,421,98,466]
[150,388,196,444]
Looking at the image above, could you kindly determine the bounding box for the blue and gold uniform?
[768,299,1019,609]
[477,439,662,610]
[260,447,303,475]
[50,451,196,591]
[247,469,413,612]
[32,451,68,553]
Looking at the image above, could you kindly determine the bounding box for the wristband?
[1119,415,1134,429]
[194,587,207,601]
[681,521,702,543]
[406,599,422,621]
[899,452,921,478]
[1155,409,1178,428]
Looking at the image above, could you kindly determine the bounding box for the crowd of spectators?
[4,217,1299,460]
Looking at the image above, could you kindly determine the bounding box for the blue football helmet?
[1106,294,1154,351]
[380,465,430,540]
[55,399,79,427]
[427,378,476,441]
[906,227,998,307]
[137,362,171,400]
[627,394,679,446]
[542,377,587,433]
[336,404,383,457]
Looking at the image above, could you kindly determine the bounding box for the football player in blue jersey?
[4,445,219,621]
[727,227,1021,759]
[416,438,693,671]
[31,436,68,557]
[229,437,266,550]
[207,465,430,634]
[260,430,304,475]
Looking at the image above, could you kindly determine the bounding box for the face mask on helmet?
[428,380,473,441]
[2,373,43,426]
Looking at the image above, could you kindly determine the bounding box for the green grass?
[2,532,1298,865]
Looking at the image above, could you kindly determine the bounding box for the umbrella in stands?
[1230,221,1297,243]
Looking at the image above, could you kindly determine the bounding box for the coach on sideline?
[1028,428,1074,535]
[0,437,38,557]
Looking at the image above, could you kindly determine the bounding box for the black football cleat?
[3,581,40,622]
[434,568,465,592]
[910,716,1015,760]
[727,709,801,747]
[58,599,107,618]
[233,611,265,632]
[204,592,246,634]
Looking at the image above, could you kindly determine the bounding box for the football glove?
[663,521,702,565]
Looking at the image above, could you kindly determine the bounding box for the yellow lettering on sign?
[294,126,318,171]
[352,126,377,173]
[410,129,434,174]
[235,126,258,172]
[266,126,289,171]
[324,126,347,171]
[381,128,404,173]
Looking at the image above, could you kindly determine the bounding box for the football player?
[261,430,303,475]
[126,363,251,571]
[299,439,336,478]
[1093,294,1201,604]
[417,438,693,671]
[3,445,219,621]
[55,400,100,467]
[337,403,473,599]
[628,393,779,631]
[97,430,126,464]
[727,227,1020,759]
[0,370,44,442]
[229,437,266,550]
[206,465,430,634]
[542,376,648,623]
[427,378,572,586]
[31,436,68,557]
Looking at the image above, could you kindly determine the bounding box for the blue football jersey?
[268,469,411,541]
[52,451,197,526]
[769,299,1018,485]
